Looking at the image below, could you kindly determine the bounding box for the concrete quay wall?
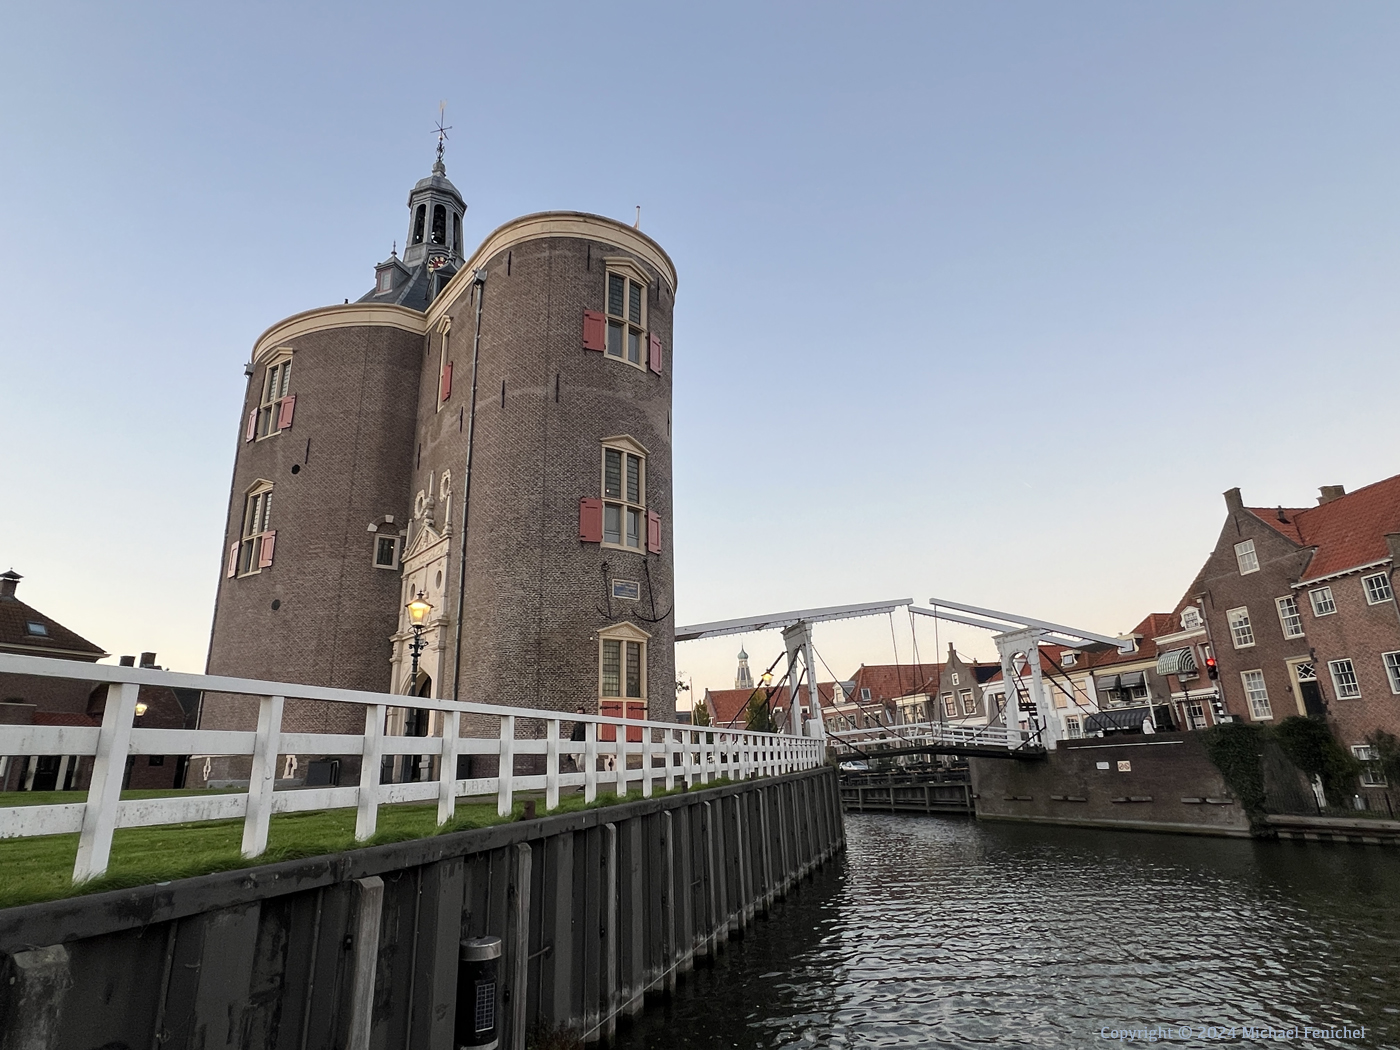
[969,733,1252,837]
[0,766,843,1050]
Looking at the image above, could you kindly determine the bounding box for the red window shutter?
[245,408,257,442]
[648,333,663,374]
[579,498,603,543]
[277,394,296,430]
[647,510,661,553]
[227,542,239,578]
[582,310,606,352]
[258,530,277,568]
[440,362,453,401]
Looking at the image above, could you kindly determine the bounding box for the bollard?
[455,936,503,1050]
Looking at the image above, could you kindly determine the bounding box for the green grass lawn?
[0,780,722,910]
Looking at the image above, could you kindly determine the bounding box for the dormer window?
[376,268,395,294]
[25,621,47,637]
[1061,652,1077,668]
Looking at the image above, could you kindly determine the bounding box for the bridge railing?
[0,653,823,883]
[829,719,1019,750]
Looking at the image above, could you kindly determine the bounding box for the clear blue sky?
[2,3,1397,699]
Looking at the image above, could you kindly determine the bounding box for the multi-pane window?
[959,689,976,715]
[1234,539,1259,575]
[258,359,293,438]
[1384,652,1400,695]
[1065,717,1082,739]
[1275,596,1304,639]
[1227,607,1255,648]
[1309,587,1336,616]
[601,639,643,698]
[373,535,400,569]
[1328,659,1361,699]
[1187,700,1207,729]
[605,272,646,366]
[942,692,956,717]
[1363,573,1394,605]
[239,486,274,574]
[1241,670,1272,720]
[602,446,645,549]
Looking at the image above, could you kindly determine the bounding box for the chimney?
[1317,485,1346,505]
[139,652,158,668]
[1276,506,1289,523]
[1223,487,1244,512]
[0,569,20,599]
[119,655,135,667]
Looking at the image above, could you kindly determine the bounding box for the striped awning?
[1084,706,1151,734]
[1119,671,1145,689]
[1157,647,1197,677]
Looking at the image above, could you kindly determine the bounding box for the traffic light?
[1205,656,1219,680]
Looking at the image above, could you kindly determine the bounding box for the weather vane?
[433,101,452,168]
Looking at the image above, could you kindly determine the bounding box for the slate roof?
[0,592,105,660]
[1246,473,1400,581]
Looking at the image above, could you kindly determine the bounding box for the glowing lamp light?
[760,672,773,687]
[134,701,149,717]
[406,592,434,626]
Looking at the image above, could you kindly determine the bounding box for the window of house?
[1353,745,1388,787]
[1227,607,1255,648]
[376,269,393,293]
[25,621,47,636]
[602,443,645,549]
[258,358,293,438]
[860,687,871,702]
[605,271,646,366]
[1180,607,1203,630]
[1186,699,1207,729]
[1061,652,1077,668]
[942,692,956,717]
[373,535,401,569]
[1309,586,1336,616]
[959,689,976,715]
[1234,539,1259,575]
[1241,670,1272,720]
[239,485,274,575]
[1363,573,1394,605]
[1294,661,1318,683]
[601,639,643,698]
[1065,717,1082,739]
[1384,652,1400,695]
[1328,658,1361,699]
[1275,596,1304,639]
[951,672,960,686]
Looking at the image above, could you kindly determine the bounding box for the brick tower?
[203,148,678,777]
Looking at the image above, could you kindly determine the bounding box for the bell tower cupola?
[402,132,466,269]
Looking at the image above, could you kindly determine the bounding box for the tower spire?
[433,101,452,176]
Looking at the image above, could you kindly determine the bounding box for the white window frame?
[941,692,957,717]
[950,672,960,686]
[959,689,976,715]
[238,482,274,576]
[603,262,649,370]
[860,687,871,702]
[1308,586,1336,617]
[1226,607,1255,649]
[1328,658,1361,699]
[373,534,402,570]
[1234,539,1259,575]
[1274,596,1304,639]
[1362,572,1394,605]
[257,354,293,439]
[600,436,647,552]
[1241,670,1272,720]
[598,622,650,704]
[1384,651,1400,695]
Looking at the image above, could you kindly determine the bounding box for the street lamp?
[405,591,434,682]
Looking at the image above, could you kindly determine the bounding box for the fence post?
[642,726,654,798]
[584,721,598,803]
[497,714,515,818]
[546,717,561,811]
[664,728,676,791]
[615,718,628,799]
[241,694,284,859]
[73,681,140,883]
[356,704,385,841]
[438,706,459,826]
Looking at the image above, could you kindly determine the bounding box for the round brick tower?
[203,153,678,775]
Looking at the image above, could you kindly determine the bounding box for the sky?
[1,3,1397,703]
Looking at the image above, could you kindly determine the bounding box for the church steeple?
[734,647,754,690]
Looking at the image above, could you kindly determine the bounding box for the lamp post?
[405,591,434,684]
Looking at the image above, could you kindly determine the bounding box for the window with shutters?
[1227,607,1255,648]
[601,438,646,551]
[254,354,295,439]
[236,482,275,576]
[605,268,647,368]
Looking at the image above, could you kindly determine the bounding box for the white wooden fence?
[0,653,824,883]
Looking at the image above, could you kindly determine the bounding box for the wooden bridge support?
[0,766,843,1050]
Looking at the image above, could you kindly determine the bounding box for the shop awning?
[1157,648,1197,676]
[1084,706,1152,734]
[1095,674,1120,692]
[1119,671,1145,689]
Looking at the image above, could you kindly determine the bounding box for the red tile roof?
[846,663,946,701]
[1245,473,1400,581]
[700,683,838,729]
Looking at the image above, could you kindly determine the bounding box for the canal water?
[613,814,1400,1049]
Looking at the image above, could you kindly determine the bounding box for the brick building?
[1193,478,1400,790]
[202,145,678,781]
